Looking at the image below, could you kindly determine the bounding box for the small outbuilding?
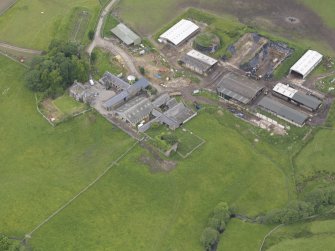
[216,72,265,104]
[111,23,141,46]
[159,19,199,46]
[258,97,309,127]
[180,49,218,75]
[290,50,323,79]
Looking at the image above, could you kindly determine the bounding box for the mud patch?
[140,155,177,173]
[285,16,300,24]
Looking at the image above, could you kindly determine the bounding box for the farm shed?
[180,49,218,75]
[115,96,153,126]
[159,19,199,46]
[111,23,141,46]
[273,83,322,111]
[258,97,309,127]
[103,77,150,111]
[216,72,265,104]
[99,72,130,90]
[290,50,323,79]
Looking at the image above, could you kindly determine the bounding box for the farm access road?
[87,0,140,76]
[0,41,42,55]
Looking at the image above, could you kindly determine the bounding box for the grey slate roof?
[164,103,195,125]
[116,96,153,125]
[103,78,149,110]
[152,93,170,108]
[111,23,141,45]
[216,73,264,104]
[103,90,128,109]
[99,72,129,90]
[258,97,309,125]
[292,92,321,110]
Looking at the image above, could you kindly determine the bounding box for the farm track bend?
[87,0,140,76]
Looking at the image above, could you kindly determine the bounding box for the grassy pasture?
[300,0,335,30]
[264,219,335,251]
[27,107,292,250]
[91,48,125,79]
[102,13,119,37]
[0,0,100,50]
[0,55,134,238]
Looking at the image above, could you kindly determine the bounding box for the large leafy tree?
[25,40,89,98]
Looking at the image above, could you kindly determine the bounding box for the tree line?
[25,40,89,98]
[262,186,335,225]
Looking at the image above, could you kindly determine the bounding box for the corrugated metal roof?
[258,97,308,125]
[273,83,297,98]
[290,50,323,78]
[116,96,153,125]
[159,19,199,46]
[292,92,322,110]
[111,23,141,45]
[186,50,218,66]
[216,72,264,104]
[273,83,322,110]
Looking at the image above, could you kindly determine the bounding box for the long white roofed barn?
[159,19,200,46]
[289,50,323,79]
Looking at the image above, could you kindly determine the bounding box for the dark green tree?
[200,228,219,251]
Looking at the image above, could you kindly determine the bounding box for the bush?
[139,66,145,75]
[208,217,226,233]
[88,30,95,40]
[200,227,219,251]
[161,134,178,145]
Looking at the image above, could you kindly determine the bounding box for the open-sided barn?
[273,83,322,111]
[216,72,265,104]
[258,97,309,127]
[290,50,323,79]
[180,49,218,75]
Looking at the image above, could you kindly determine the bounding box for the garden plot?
[39,95,89,125]
[69,8,91,43]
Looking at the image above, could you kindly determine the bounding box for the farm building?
[111,23,141,46]
[159,19,199,46]
[103,77,150,111]
[138,94,197,132]
[258,97,309,127]
[216,72,265,104]
[289,50,323,79]
[115,96,153,126]
[70,81,86,101]
[99,72,130,90]
[273,83,322,111]
[180,49,218,75]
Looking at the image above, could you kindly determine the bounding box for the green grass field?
[264,219,335,251]
[300,0,335,30]
[91,48,125,79]
[0,55,134,238]
[28,108,291,250]
[0,0,100,50]
[102,13,119,37]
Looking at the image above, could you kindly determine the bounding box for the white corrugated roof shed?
[290,50,323,78]
[159,19,199,46]
[187,50,218,66]
[273,83,297,98]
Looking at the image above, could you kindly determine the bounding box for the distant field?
[0,0,100,50]
[116,0,335,55]
[0,0,17,15]
[300,0,335,29]
[264,220,335,251]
